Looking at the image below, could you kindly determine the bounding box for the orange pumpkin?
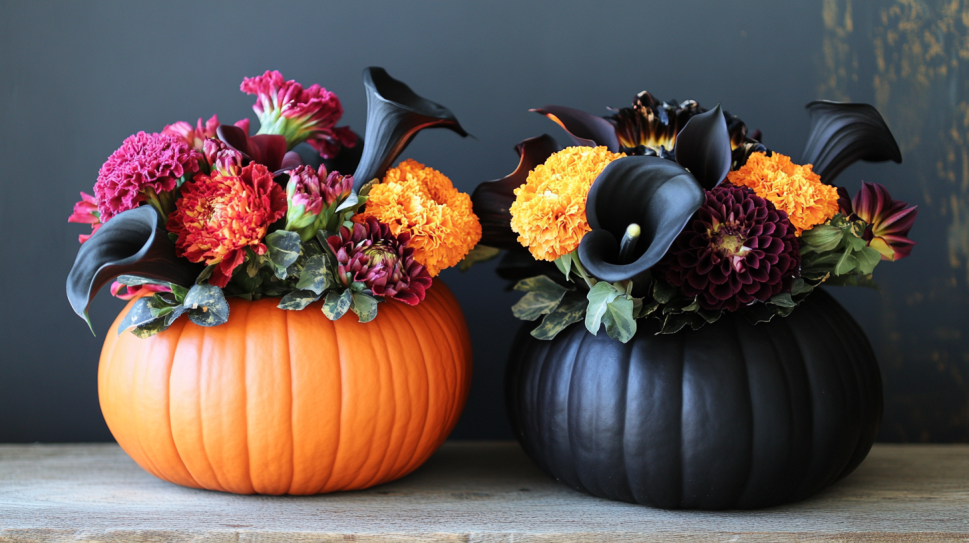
[98,281,471,495]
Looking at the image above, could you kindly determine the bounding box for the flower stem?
[570,251,596,289]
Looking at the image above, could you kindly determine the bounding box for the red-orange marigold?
[168,163,287,287]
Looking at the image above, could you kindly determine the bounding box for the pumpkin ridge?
[128,324,164,481]
[160,317,201,489]
[412,287,462,439]
[564,326,591,495]
[360,304,399,489]
[374,301,413,483]
[785,305,819,501]
[319,305,344,493]
[615,337,635,503]
[728,316,757,507]
[345,309,382,491]
[284,308,298,495]
[393,297,437,479]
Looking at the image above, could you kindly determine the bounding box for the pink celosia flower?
[95,132,201,222]
[240,70,357,158]
[110,281,171,300]
[68,191,102,243]
[162,115,219,150]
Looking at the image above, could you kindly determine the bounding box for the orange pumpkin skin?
[98,281,471,495]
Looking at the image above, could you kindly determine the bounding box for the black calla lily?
[66,206,204,330]
[217,124,290,172]
[529,105,620,151]
[578,157,705,283]
[352,67,468,190]
[471,134,561,250]
[578,105,732,283]
[801,100,902,184]
[672,105,732,189]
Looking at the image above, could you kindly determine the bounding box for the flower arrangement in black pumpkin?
[67,68,480,336]
[471,93,917,342]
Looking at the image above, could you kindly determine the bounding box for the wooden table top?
[0,442,966,542]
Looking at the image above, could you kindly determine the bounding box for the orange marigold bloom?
[355,159,481,277]
[167,163,287,287]
[509,146,624,261]
[726,151,839,235]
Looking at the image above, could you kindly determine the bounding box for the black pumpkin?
[506,288,882,509]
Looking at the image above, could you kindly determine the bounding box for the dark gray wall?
[0,0,965,442]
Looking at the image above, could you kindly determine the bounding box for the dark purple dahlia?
[327,217,433,306]
[660,185,800,312]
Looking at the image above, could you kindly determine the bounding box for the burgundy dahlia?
[95,132,201,222]
[327,217,432,306]
[661,185,800,312]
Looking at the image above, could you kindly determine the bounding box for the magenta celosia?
[327,217,432,306]
[660,185,800,312]
[95,132,201,222]
[162,115,219,150]
[240,70,356,158]
[67,191,102,243]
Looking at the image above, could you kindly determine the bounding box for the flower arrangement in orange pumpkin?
[67,68,480,336]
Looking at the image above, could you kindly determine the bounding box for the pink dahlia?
[660,185,800,312]
[240,70,357,158]
[327,217,432,306]
[162,115,219,150]
[95,132,201,222]
[67,191,102,243]
[838,182,917,261]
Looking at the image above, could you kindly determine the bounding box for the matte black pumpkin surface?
[506,289,882,509]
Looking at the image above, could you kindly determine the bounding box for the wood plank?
[0,442,967,542]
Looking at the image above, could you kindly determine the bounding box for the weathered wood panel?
[0,442,967,542]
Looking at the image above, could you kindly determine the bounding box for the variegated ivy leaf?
[322,289,352,321]
[278,290,321,310]
[117,298,156,336]
[131,318,172,339]
[183,283,230,327]
[530,293,587,340]
[458,245,501,272]
[295,254,335,295]
[602,295,636,343]
[116,275,169,287]
[652,280,678,304]
[769,292,797,308]
[585,281,622,335]
[169,284,189,304]
[659,311,707,334]
[334,190,358,213]
[265,230,302,279]
[350,292,379,323]
[512,275,571,321]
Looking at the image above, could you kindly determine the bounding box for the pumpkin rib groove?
[418,289,462,439]
[139,335,179,483]
[319,310,344,493]
[396,301,438,479]
[347,313,381,491]
[129,331,163,480]
[284,309,298,495]
[162,319,200,489]
[728,316,756,509]
[376,304,411,483]
[363,308,397,489]
[755,321,797,507]
[198,325,226,492]
[565,328,591,495]
[781,313,813,503]
[233,302,253,494]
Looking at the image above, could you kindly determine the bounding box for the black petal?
[216,125,288,171]
[66,206,204,330]
[673,104,732,189]
[352,67,468,190]
[801,101,902,184]
[471,134,561,250]
[579,156,704,283]
[531,105,620,151]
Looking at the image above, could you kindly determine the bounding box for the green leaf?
[769,292,797,308]
[169,284,189,304]
[553,254,572,281]
[602,296,636,343]
[130,318,172,339]
[512,276,570,321]
[278,290,321,310]
[322,289,352,320]
[115,275,169,287]
[801,224,843,252]
[265,230,302,269]
[790,278,813,296]
[530,293,589,340]
[350,292,379,323]
[856,246,882,275]
[697,308,723,324]
[295,254,335,295]
[183,283,230,327]
[117,298,156,336]
[335,190,359,213]
[835,251,859,276]
[638,299,660,318]
[658,312,705,334]
[740,302,781,325]
[458,245,501,272]
[585,281,622,335]
[652,280,678,304]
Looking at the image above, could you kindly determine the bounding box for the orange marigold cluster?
[355,159,481,277]
[509,146,624,261]
[726,151,839,235]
